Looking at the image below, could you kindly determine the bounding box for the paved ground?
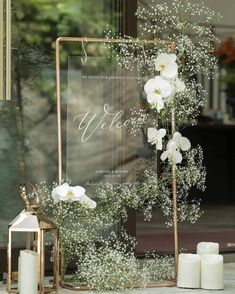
[1,263,235,294]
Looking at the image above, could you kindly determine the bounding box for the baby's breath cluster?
[73,232,174,291]
[124,107,150,136]
[132,146,206,226]
[159,80,207,128]
[137,0,220,78]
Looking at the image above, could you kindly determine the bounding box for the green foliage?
[12,0,112,48]
[11,0,118,103]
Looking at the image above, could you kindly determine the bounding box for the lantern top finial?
[19,182,40,213]
[9,183,57,231]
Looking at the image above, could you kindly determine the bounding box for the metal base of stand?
[59,280,177,291]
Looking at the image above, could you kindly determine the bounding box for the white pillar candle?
[201,254,224,290]
[177,254,201,289]
[197,242,219,256]
[18,250,38,294]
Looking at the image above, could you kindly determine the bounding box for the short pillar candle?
[201,254,224,290]
[197,242,219,256]
[177,254,201,289]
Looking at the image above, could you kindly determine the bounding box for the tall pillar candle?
[18,250,38,294]
[177,254,201,289]
[201,254,224,290]
[197,242,219,256]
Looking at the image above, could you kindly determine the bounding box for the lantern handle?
[19,182,40,211]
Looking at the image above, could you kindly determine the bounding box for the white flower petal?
[147,128,158,144]
[144,78,156,94]
[158,128,167,138]
[160,151,168,161]
[156,97,165,112]
[148,127,158,137]
[172,132,182,144]
[147,93,156,104]
[168,141,178,151]
[173,150,183,164]
[155,53,177,70]
[161,63,178,79]
[73,186,86,197]
[180,137,191,151]
[160,81,173,97]
[145,75,173,108]
[79,194,97,209]
[55,183,70,198]
[52,189,60,204]
[59,193,70,201]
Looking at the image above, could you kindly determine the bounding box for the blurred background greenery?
[0,0,122,246]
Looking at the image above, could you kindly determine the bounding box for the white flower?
[52,183,85,203]
[155,53,178,79]
[161,141,183,164]
[147,127,166,150]
[52,183,96,209]
[79,194,97,209]
[144,76,173,112]
[167,132,191,151]
[147,94,165,112]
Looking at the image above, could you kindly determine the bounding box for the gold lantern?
[7,182,59,293]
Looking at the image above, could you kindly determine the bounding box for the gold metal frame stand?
[55,36,178,290]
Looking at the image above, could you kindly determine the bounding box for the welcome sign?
[66,56,148,186]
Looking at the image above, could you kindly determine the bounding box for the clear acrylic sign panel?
[67,55,145,191]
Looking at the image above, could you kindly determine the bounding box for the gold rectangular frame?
[55,36,178,289]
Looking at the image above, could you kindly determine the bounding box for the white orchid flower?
[167,132,191,151]
[147,94,165,112]
[52,183,96,209]
[79,194,97,209]
[155,53,178,79]
[144,76,173,112]
[147,127,166,150]
[52,183,85,203]
[160,141,183,164]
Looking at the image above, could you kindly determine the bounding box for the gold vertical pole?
[55,39,64,285]
[37,231,41,293]
[6,0,11,100]
[59,240,65,285]
[56,38,62,185]
[40,230,45,294]
[171,106,179,276]
[26,232,31,250]
[7,230,12,293]
[53,229,60,290]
